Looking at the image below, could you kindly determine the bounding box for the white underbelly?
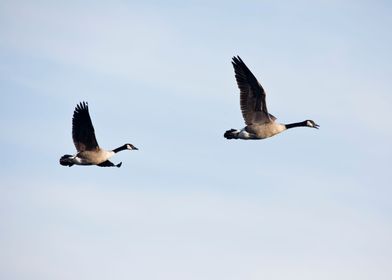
[74,150,115,165]
[242,123,286,139]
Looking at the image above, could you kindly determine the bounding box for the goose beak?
[132,146,139,150]
[314,123,320,129]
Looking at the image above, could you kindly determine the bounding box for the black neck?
[113,145,127,153]
[285,121,307,129]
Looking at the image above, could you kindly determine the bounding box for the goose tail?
[60,154,74,167]
[224,129,240,140]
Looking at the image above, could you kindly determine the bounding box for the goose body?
[65,150,115,166]
[224,56,319,140]
[59,102,138,168]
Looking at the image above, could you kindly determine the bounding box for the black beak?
[314,123,320,129]
[132,146,139,150]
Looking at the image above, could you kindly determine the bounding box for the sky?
[1,0,392,279]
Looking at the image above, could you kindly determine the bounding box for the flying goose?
[224,56,319,140]
[60,102,138,167]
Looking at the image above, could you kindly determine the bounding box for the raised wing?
[231,56,276,125]
[72,102,99,152]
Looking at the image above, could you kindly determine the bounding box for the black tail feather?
[60,155,74,167]
[224,129,239,139]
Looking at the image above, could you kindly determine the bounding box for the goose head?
[305,120,320,129]
[125,143,138,150]
[113,143,138,153]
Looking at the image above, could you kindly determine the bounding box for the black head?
[124,143,138,150]
[305,120,320,129]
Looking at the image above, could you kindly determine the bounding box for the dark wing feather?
[231,56,276,125]
[72,102,99,152]
[97,160,122,168]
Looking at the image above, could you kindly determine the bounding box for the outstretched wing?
[97,160,122,168]
[231,56,276,125]
[72,102,99,152]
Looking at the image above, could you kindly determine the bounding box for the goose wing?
[72,102,99,152]
[97,160,122,168]
[232,56,276,125]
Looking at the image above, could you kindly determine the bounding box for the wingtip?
[81,101,88,109]
[75,101,89,112]
[231,55,243,66]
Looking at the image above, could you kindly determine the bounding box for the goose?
[224,56,319,140]
[59,102,138,167]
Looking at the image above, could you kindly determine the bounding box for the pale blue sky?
[1,1,392,279]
